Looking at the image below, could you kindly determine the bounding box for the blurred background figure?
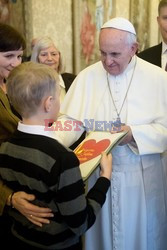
[138,0,167,70]
[0,0,10,23]
[31,36,76,103]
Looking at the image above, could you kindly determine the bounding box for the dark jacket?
[62,72,76,92]
[137,43,162,67]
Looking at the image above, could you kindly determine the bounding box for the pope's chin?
[105,67,120,76]
[103,64,117,75]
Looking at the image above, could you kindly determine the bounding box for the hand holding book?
[99,152,112,180]
[111,125,134,145]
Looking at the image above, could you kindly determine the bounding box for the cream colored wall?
[24,0,73,73]
[116,0,160,48]
[116,0,130,19]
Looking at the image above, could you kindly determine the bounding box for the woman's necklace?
[106,58,137,130]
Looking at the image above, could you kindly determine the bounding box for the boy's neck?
[22,116,46,126]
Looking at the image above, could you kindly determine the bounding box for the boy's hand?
[100,152,112,180]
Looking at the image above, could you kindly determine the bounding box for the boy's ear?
[44,96,53,112]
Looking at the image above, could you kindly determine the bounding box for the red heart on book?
[75,139,110,164]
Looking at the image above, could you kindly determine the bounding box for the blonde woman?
[31,36,75,103]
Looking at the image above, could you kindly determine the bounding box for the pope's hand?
[119,125,134,145]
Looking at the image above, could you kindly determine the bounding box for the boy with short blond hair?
[0,62,112,250]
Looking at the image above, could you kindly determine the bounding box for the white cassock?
[57,55,167,250]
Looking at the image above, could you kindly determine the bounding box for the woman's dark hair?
[0,23,26,52]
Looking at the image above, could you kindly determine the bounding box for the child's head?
[6,61,60,122]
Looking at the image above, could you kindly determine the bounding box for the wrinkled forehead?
[39,45,59,53]
[99,28,129,49]
[100,28,128,41]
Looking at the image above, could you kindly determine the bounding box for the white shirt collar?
[162,41,167,54]
[18,121,62,142]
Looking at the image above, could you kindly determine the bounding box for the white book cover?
[74,131,128,181]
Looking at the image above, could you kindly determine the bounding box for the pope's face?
[38,46,60,72]
[157,6,167,44]
[0,49,23,80]
[99,28,137,76]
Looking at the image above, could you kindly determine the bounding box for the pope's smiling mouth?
[107,64,117,70]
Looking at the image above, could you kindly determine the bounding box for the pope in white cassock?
[57,17,167,250]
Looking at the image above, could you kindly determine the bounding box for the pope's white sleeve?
[130,123,167,155]
[52,115,85,147]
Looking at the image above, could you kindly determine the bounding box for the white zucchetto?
[101,17,136,35]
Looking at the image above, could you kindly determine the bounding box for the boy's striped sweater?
[0,130,110,249]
